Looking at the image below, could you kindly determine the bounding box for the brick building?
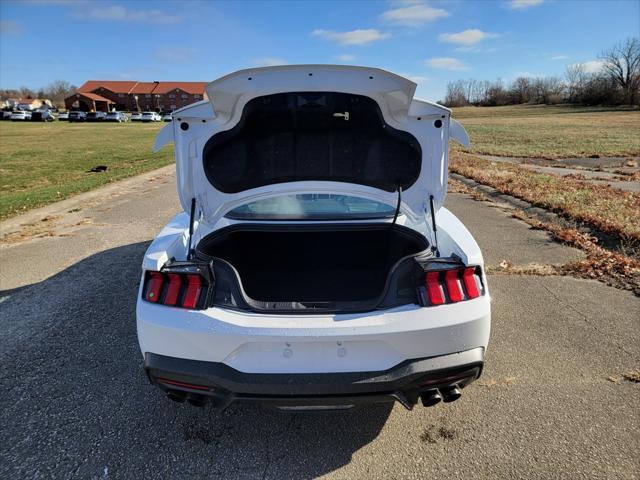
[64,80,208,112]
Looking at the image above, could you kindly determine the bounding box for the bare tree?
[599,37,640,105]
[565,64,586,102]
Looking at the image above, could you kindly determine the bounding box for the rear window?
[225,194,396,220]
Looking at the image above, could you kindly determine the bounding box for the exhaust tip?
[166,390,187,403]
[420,389,443,407]
[441,385,462,403]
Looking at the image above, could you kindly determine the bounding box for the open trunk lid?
[154,65,469,227]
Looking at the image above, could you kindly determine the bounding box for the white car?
[10,110,32,121]
[138,65,491,411]
[58,111,69,121]
[161,112,173,122]
[141,111,161,122]
[130,112,142,122]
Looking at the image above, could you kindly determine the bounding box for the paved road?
[1,170,638,479]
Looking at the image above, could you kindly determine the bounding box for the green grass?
[452,104,640,158]
[0,121,174,219]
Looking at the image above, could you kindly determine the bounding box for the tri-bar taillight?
[142,270,207,309]
[424,266,483,306]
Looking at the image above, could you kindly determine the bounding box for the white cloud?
[507,0,544,10]
[380,1,448,27]
[74,4,182,24]
[426,57,469,70]
[551,55,569,60]
[0,20,22,35]
[154,47,195,63]
[312,29,391,46]
[439,29,498,46]
[569,60,605,73]
[252,57,288,67]
[397,72,428,84]
[336,54,357,62]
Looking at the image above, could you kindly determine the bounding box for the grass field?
[452,105,640,158]
[0,105,639,222]
[0,121,173,219]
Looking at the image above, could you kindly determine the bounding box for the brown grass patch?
[451,153,640,242]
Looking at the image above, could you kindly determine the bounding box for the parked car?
[1,109,13,120]
[161,112,173,122]
[86,111,107,122]
[130,112,142,122]
[58,111,69,121]
[68,111,87,122]
[105,111,128,122]
[10,110,32,121]
[141,111,161,122]
[138,66,490,412]
[31,110,56,122]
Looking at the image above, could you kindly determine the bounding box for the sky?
[0,0,638,101]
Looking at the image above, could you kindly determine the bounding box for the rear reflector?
[156,377,211,391]
[423,266,483,306]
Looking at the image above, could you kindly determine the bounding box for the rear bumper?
[145,347,484,409]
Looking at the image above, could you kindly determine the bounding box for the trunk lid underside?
[155,65,470,227]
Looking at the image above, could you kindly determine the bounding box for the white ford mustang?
[137,65,491,410]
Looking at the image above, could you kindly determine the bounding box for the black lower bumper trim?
[144,348,484,408]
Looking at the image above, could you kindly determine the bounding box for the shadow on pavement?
[0,242,392,479]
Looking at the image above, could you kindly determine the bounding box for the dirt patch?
[420,424,458,444]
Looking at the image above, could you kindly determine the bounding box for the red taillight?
[182,275,202,309]
[444,269,464,303]
[462,267,480,299]
[425,272,445,305]
[143,271,206,309]
[423,266,483,307]
[146,272,164,303]
[163,274,182,306]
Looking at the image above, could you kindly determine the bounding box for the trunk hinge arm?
[187,197,196,260]
[391,186,402,226]
[429,194,440,257]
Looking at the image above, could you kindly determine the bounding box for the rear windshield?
[225,194,396,220]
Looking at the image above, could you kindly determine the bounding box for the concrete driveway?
[1,168,638,479]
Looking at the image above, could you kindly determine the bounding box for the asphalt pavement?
[1,169,638,479]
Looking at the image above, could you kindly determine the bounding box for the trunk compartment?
[196,224,428,307]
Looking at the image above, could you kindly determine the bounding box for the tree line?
[0,80,77,107]
[444,37,639,107]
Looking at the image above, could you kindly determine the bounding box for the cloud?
[507,0,544,10]
[397,72,428,84]
[426,57,469,70]
[439,29,498,46]
[74,4,182,24]
[0,20,22,35]
[336,54,357,62]
[154,47,195,63]
[569,60,605,73]
[551,55,569,60]
[311,29,391,46]
[380,1,448,27]
[252,57,288,67]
